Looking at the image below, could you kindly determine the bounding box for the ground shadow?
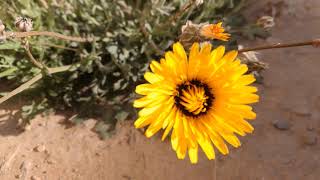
[0,105,24,137]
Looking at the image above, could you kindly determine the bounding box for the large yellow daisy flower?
[134,42,259,163]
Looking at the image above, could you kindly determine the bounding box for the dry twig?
[23,41,49,72]
[38,42,79,52]
[239,39,320,53]
[0,145,20,175]
[0,65,72,104]
[4,31,93,42]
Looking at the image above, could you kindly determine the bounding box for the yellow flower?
[200,22,230,41]
[134,42,259,163]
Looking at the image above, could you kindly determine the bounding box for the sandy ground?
[1,0,320,179]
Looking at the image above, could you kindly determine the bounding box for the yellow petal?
[144,72,163,84]
[138,104,162,117]
[216,109,254,134]
[173,111,184,139]
[221,133,241,148]
[133,95,168,108]
[161,108,177,141]
[200,119,230,155]
[195,122,215,159]
[135,83,174,95]
[134,116,153,128]
[190,43,200,58]
[145,119,163,138]
[188,43,200,79]
[198,138,215,160]
[173,42,187,62]
[227,104,257,120]
[229,94,259,104]
[220,50,238,65]
[205,117,241,149]
[176,138,187,159]
[162,123,174,141]
[171,127,179,150]
[236,74,256,86]
[150,60,163,74]
[188,143,198,164]
[211,113,246,136]
[235,64,249,76]
[135,84,153,95]
[145,98,174,137]
[200,42,212,54]
[209,46,225,65]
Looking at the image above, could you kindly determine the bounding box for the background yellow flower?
[200,22,231,41]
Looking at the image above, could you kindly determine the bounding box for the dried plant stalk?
[0,65,72,104]
[239,39,320,52]
[4,31,93,42]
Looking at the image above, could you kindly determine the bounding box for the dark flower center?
[174,80,214,117]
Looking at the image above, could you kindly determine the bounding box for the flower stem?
[24,41,47,70]
[239,39,320,53]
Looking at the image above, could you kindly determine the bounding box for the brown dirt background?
[1,0,320,179]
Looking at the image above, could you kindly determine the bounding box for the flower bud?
[200,22,230,41]
[179,21,203,49]
[15,17,33,32]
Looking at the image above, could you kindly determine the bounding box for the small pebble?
[24,125,32,131]
[31,175,41,180]
[303,133,317,146]
[273,120,290,130]
[20,160,32,170]
[34,145,46,152]
[44,149,49,154]
[72,168,78,173]
[306,124,315,131]
[15,174,22,179]
[46,158,56,164]
[38,122,45,126]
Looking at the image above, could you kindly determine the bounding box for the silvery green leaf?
[0,41,20,50]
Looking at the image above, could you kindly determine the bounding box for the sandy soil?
[1,0,320,179]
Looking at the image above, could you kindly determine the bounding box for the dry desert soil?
[1,0,320,179]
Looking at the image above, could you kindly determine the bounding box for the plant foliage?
[0,0,268,138]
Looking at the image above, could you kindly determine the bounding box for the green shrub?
[0,0,268,138]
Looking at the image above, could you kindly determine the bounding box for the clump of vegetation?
[0,0,268,138]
